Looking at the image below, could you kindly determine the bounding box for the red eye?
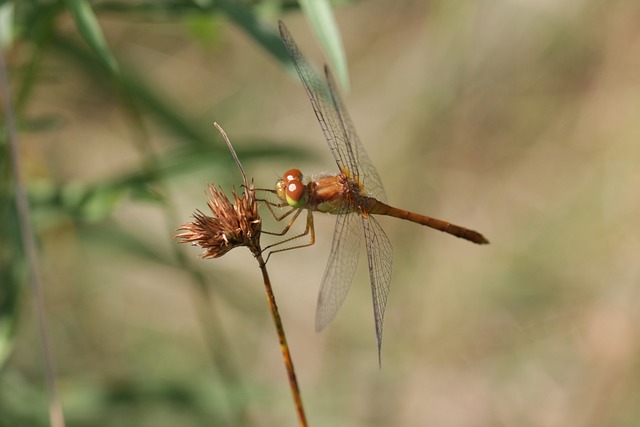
[285,179,306,208]
[283,168,303,182]
[286,180,304,200]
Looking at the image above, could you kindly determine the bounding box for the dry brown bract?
[175,183,261,258]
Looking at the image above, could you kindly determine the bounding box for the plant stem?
[213,122,308,425]
[1,48,66,427]
[254,252,308,427]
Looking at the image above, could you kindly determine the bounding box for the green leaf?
[184,14,223,49]
[64,0,119,74]
[298,0,350,92]
[0,1,14,49]
[77,184,129,222]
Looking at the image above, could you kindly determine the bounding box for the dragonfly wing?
[361,214,393,361]
[315,211,363,332]
[279,22,355,177]
[279,22,386,202]
[323,65,387,202]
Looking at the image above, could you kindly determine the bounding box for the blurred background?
[2,0,640,426]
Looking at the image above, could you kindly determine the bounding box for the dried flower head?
[175,122,261,258]
[175,183,261,258]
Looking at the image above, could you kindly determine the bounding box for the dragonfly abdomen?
[367,199,489,245]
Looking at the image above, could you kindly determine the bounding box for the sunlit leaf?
[298,0,350,91]
[64,0,119,74]
[0,1,14,48]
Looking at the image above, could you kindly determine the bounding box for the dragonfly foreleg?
[262,206,303,236]
[255,188,290,212]
[263,210,316,263]
[260,199,298,223]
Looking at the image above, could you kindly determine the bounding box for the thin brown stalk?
[253,251,308,426]
[175,123,308,426]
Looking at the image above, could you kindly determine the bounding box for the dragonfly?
[263,21,489,362]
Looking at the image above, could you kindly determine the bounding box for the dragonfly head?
[276,168,307,208]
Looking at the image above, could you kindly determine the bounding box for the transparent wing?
[323,65,387,202]
[279,22,356,179]
[279,21,386,202]
[315,211,363,332]
[361,214,393,362]
[280,22,394,361]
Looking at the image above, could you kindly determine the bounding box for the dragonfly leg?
[260,200,298,223]
[262,206,303,236]
[255,188,289,209]
[263,210,316,263]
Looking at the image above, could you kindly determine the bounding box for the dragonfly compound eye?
[283,168,303,182]
[285,179,306,208]
[275,179,287,201]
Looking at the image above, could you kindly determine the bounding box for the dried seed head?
[175,183,261,258]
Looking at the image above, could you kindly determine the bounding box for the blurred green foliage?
[1,0,337,425]
[2,0,640,426]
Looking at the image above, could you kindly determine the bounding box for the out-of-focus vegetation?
[2,0,640,426]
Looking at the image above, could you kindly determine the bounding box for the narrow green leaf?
[0,1,14,49]
[64,0,119,74]
[298,0,350,92]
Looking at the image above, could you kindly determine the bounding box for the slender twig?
[0,49,66,426]
[214,122,247,184]
[214,122,308,426]
[176,123,308,426]
[253,251,308,426]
